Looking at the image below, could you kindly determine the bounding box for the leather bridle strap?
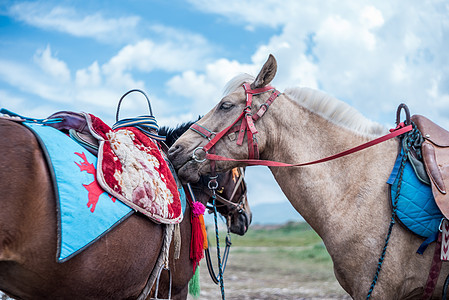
[205,168,247,214]
[205,124,413,167]
[190,83,280,161]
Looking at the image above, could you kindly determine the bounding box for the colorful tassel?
[191,201,206,216]
[199,214,208,249]
[188,266,201,298]
[185,184,209,273]
[190,215,204,271]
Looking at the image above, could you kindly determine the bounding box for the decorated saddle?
[84,113,183,224]
[43,109,184,224]
[0,98,186,261]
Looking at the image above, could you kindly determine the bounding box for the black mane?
[159,117,200,147]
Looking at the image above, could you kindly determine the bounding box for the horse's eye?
[219,102,234,111]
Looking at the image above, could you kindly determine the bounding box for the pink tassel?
[190,201,206,272]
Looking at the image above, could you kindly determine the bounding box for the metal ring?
[208,179,219,190]
[192,147,207,162]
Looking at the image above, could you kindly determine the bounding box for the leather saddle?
[411,114,449,218]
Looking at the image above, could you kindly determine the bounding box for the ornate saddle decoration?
[45,108,184,224]
[85,113,183,224]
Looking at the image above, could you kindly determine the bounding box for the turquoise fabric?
[25,123,133,261]
[390,157,443,238]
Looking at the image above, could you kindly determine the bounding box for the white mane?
[223,73,386,137]
[284,87,387,137]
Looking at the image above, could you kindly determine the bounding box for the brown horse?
[168,54,449,299]
[0,118,251,299]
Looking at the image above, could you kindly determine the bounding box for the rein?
[203,167,246,286]
[207,176,226,300]
[190,83,413,168]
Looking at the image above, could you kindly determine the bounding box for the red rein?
[190,83,412,168]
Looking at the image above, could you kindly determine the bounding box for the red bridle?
[190,83,281,161]
[190,83,413,168]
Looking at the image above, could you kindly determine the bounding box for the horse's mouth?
[177,159,202,184]
[230,210,252,236]
[177,156,226,184]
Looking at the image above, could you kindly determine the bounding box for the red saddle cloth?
[85,113,182,224]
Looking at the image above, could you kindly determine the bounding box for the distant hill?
[250,200,305,225]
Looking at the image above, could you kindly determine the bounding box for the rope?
[366,124,420,299]
[162,224,174,268]
[212,193,226,300]
[0,108,63,124]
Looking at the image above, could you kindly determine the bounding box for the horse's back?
[0,119,164,299]
[0,119,51,262]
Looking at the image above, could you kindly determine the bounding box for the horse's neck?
[264,101,398,244]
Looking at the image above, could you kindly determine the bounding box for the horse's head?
[193,167,251,236]
[160,123,252,235]
[169,54,279,183]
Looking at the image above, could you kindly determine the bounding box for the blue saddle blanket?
[25,122,186,261]
[26,123,135,262]
[388,152,443,238]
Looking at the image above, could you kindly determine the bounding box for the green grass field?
[197,222,350,299]
[232,221,322,247]
[208,221,332,267]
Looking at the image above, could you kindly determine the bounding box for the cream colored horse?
[168,54,449,299]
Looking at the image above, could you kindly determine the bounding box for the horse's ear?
[251,54,277,89]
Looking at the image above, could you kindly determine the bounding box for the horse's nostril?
[168,144,183,160]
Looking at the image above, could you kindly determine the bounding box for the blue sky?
[1,0,449,208]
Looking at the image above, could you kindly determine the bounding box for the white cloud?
[34,45,71,82]
[166,58,257,113]
[0,58,73,104]
[102,29,213,74]
[0,89,61,119]
[8,2,140,43]
[76,61,102,87]
[0,14,217,123]
[187,0,289,28]
[196,1,448,126]
[360,6,384,29]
